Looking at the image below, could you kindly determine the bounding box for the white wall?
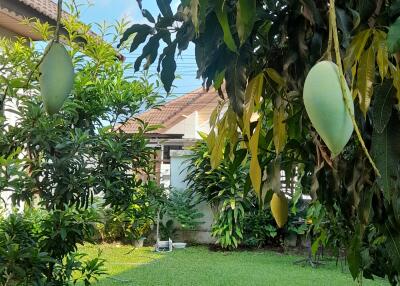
[164,111,198,139]
[170,150,215,244]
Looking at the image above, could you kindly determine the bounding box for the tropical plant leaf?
[214,69,226,89]
[249,117,262,198]
[372,80,395,133]
[243,73,264,139]
[387,16,400,54]
[214,0,237,53]
[273,104,287,154]
[211,125,225,169]
[344,29,371,71]
[356,46,375,116]
[371,112,400,201]
[118,24,153,49]
[335,7,351,47]
[374,31,389,81]
[190,0,200,34]
[156,0,173,18]
[347,228,362,279]
[266,68,285,88]
[385,223,400,271]
[160,43,177,93]
[225,55,247,116]
[390,63,400,104]
[142,9,155,23]
[134,34,161,71]
[236,0,256,45]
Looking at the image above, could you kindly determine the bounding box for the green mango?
[39,42,74,115]
[303,61,354,157]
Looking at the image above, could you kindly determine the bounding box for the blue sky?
[73,0,202,97]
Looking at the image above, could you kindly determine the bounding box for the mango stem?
[328,0,381,177]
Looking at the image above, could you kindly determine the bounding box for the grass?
[80,244,388,286]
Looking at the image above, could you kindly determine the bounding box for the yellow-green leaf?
[211,127,225,169]
[243,73,264,139]
[249,117,262,198]
[266,68,285,87]
[356,46,376,116]
[344,29,371,71]
[374,30,389,81]
[273,105,287,154]
[190,0,200,34]
[207,128,216,152]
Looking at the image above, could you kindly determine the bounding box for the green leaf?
[118,24,153,49]
[156,0,173,18]
[214,0,237,53]
[134,34,161,71]
[225,55,247,116]
[142,9,155,23]
[372,80,395,133]
[387,16,400,54]
[273,105,286,154]
[160,43,177,93]
[347,230,362,279]
[356,46,375,116]
[385,223,400,271]
[371,112,400,201]
[213,69,226,89]
[236,0,256,45]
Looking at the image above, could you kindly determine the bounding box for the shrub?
[163,188,204,231]
[0,210,106,285]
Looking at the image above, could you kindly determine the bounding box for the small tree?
[0,8,162,284]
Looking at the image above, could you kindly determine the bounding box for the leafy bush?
[186,141,249,248]
[163,189,204,231]
[0,210,106,285]
[186,141,308,249]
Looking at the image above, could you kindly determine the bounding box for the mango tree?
[120,0,400,283]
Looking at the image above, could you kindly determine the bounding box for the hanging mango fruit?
[270,193,288,228]
[39,42,74,115]
[303,61,354,157]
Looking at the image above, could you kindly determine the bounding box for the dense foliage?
[185,140,307,249]
[0,11,161,285]
[121,0,400,283]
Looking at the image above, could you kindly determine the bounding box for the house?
[120,87,222,187]
[0,0,64,40]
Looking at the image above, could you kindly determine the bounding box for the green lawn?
[80,244,388,286]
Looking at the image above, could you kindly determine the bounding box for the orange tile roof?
[120,87,220,134]
[17,0,60,21]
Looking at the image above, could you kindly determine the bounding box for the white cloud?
[119,3,145,24]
